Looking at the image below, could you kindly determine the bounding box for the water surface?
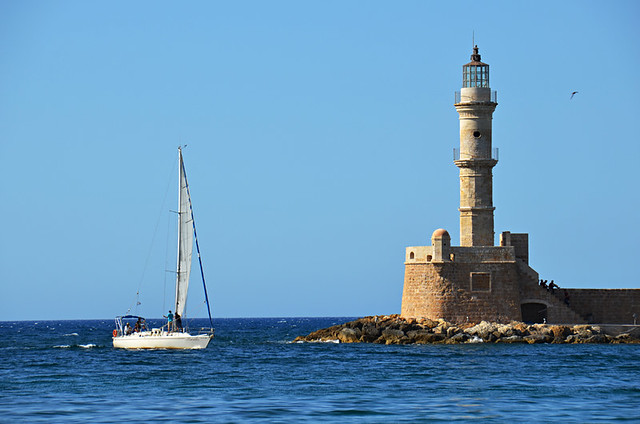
[1,318,638,422]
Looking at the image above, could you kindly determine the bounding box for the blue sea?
[1,318,638,423]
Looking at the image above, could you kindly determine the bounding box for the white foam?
[291,339,340,344]
[467,336,484,343]
[64,333,79,337]
[79,344,96,348]
[54,345,70,348]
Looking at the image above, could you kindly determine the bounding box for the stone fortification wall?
[564,289,640,324]
[401,233,638,325]
[401,261,521,324]
[405,246,515,264]
[449,246,515,263]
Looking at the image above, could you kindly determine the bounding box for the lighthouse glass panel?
[463,64,489,88]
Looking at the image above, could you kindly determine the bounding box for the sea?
[0,318,638,423]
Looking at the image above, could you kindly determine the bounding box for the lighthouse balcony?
[455,90,497,104]
[454,147,499,162]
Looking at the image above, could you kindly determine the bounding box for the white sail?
[175,148,194,317]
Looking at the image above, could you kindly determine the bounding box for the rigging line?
[131,156,178,313]
[179,151,214,328]
[163,210,173,315]
[185,300,208,329]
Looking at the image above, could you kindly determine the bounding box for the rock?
[381,328,406,344]
[549,325,572,340]
[584,334,609,344]
[446,326,461,338]
[446,333,470,344]
[575,330,593,340]
[417,318,438,328]
[399,323,421,333]
[524,334,553,344]
[565,334,594,344]
[499,335,526,343]
[338,328,359,343]
[484,332,498,343]
[346,321,363,330]
[495,326,514,338]
[573,325,594,337]
[465,321,496,340]
[613,334,633,344]
[293,316,640,345]
[433,325,446,335]
[300,324,343,341]
[510,321,529,335]
[407,330,445,344]
[531,324,553,337]
[361,324,381,342]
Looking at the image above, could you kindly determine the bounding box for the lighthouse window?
[473,131,481,138]
[409,251,415,260]
[463,65,489,88]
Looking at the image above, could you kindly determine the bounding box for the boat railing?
[114,316,214,337]
[194,327,215,336]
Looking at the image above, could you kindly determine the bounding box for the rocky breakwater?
[293,315,640,344]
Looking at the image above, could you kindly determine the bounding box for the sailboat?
[113,147,214,349]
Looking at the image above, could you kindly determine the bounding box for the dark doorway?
[521,303,547,324]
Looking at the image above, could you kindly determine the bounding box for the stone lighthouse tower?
[454,46,498,247]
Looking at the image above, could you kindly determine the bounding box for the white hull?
[113,331,213,349]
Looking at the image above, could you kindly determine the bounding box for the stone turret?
[431,229,450,263]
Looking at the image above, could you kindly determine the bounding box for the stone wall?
[563,289,640,324]
[500,232,529,264]
[449,246,515,263]
[401,244,639,325]
[405,246,515,264]
[401,261,521,323]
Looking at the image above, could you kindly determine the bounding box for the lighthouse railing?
[453,148,499,161]
[454,90,497,104]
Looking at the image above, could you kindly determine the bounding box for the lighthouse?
[454,45,498,247]
[399,46,631,325]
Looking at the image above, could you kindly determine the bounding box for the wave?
[63,333,79,337]
[291,339,340,344]
[53,343,96,349]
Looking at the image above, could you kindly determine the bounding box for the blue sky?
[1,1,638,320]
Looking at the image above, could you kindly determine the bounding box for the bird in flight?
[570,91,578,100]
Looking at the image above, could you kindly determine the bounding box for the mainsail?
[175,147,194,317]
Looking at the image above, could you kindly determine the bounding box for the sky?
[1,1,639,320]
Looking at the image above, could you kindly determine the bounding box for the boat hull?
[113,332,213,349]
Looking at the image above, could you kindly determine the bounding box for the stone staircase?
[517,259,586,324]
[516,259,539,282]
